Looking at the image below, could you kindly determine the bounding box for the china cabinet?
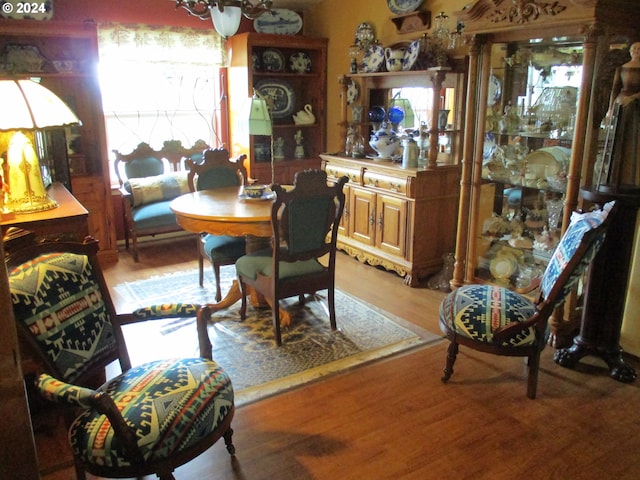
[0,20,117,262]
[451,0,640,345]
[322,63,467,286]
[227,33,327,184]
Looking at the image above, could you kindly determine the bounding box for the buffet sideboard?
[321,154,460,286]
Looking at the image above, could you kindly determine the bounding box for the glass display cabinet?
[451,0,640,345]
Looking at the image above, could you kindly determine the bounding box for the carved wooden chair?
[113,140,208,261]
[7,236,235,479]
[235,169,349,345]
[439,201,616,398]
[187,148,248,302]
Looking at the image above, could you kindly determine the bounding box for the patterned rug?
[113,267,441,405]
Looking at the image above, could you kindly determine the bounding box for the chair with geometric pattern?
[6,236,235,480]
[439,201,616,399]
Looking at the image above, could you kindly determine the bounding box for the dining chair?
[439,201,616,398]
[235,169,349,345]
[7,236,235,480]
[187,148,248,302]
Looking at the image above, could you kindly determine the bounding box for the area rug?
[113,267,441,405]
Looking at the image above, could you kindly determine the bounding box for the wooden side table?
[1,183,89,246]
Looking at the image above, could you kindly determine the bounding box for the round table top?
[170,186,274,237]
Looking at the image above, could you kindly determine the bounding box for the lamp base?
[7,194,58,214]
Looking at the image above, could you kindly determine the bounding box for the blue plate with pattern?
[387,0,423,15]
[255,79,296,119]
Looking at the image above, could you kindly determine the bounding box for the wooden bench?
[113,140,208,261]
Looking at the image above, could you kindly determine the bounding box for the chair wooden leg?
[526,351,541,399]
[273,301,282,346]
[213,263,222,302]
[198,245,205,288]
[441,340,459,383]
[328,287,337,331]
[239,280,248,320]
[224,427,236,455]
[131,231,139,262]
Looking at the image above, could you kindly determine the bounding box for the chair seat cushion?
[68,357,234,469]
[236,249,324,281]
[439,284,537,347]
[131,200,178,230]
[203,234,246,262]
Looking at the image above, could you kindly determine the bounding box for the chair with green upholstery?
[187,148,248,302]
[235,169,349,345]
[7,236,235,480]
[439,201,616,399]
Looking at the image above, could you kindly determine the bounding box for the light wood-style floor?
[39,236,640,480]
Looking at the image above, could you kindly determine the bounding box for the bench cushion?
[127,172,189,207]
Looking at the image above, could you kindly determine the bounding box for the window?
[97,23,227,186]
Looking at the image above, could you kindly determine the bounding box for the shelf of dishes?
[475,183,564,290]
[482,132,571,193]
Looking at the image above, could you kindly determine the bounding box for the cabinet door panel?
[376,194,407,257]
[350,188,376,246]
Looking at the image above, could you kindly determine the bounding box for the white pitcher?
[385,47,405,72]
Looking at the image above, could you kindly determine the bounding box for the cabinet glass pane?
[475,39,583,289]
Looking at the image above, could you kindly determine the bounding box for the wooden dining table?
[170,186,291,323]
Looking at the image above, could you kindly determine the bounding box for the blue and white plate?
[289,51,311,73]
[254,9,303,35]
[402,40,420,71]
[255,79,296,119]
[262,48,285,72]
[346,80,359,105]
[359,44,385,73]
[387,0,423,15]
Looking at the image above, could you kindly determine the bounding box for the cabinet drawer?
[325,164,361,184]
[363,171,407,195]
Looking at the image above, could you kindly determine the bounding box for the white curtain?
[97,23,227,184]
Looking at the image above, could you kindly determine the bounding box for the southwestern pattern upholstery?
[439,201,615,399]
[7,237,235,480]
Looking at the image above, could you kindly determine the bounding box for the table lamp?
[247,89,274,184]
[0,79,81,213]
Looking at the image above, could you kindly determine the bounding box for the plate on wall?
[262,48,285,72]
[289,51,311,73]
[254,9,303,35]
[359,44,385,73]
[255,79,296,119]
[387,0,423,15]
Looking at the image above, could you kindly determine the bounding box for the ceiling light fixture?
[175,1,273,38]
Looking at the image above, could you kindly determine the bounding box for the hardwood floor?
[38,237,640,479]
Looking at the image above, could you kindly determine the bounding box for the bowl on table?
[243,184,268,198]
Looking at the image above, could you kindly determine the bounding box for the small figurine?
[294,129,305,159]
[273,137,285,160]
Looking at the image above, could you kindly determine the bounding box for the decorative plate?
[255,79,296,119]
[5,44,47,73]
[262,48,285,72]
[490,250,518,279]
[387,0,423,15]
[252,52,262,71]
[346,80,359,105]
[289,51,311,73]
[488,74,502,106]
[359,44,385,73]
[254,8,303,35]
[402,40,420,71]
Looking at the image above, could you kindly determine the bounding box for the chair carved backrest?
[6,238,127,385]
[186,147,248,192]
[272,169,348,265]
[113,139,209,186]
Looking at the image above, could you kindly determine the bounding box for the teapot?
[384,47,405,72]
[292,104,315,125]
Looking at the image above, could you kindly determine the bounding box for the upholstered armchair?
[439,201,616,398]
[235,169,349,345]
[187,148,248,302]
[7,236,235,479]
